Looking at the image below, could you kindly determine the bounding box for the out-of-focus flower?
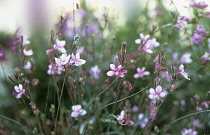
[190,32,204,44]
[149,85,167,100]
[195,24,208,36]
[89,65,101,79]
[0,49,8,61]
[134,67,150,78]
[201,52,210,62]
[190,0,208,9]
[23,48,33,56]
[123,81,132,90]
[24,61,32,69]
[191,24,208,44]
[13,84,26,99]
[201,101,210,108]
[53,39,67,53]
[192,119,202,128]
[116,110,134,126]
[174,16,191,28]
[135,33,150,44]
[107,64,127,78]
[69,53,86,66]
[180,99,186,106]
[138,113,148,128]
[181,128,197,135]
[180,53,192,64]
[55,54,71,68]
[71,105,87,118]
[132,106,139,112]
[177,64,190,80]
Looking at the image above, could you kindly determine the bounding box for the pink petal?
[80,110,87,115]
[149,94,155,99]
[71,112,79,118]
[137,67,141,73]
[160,92,166,98]
[134,73,140,78]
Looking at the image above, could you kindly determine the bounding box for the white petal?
[149,88,155,94]
[107,71,115,76]
[155,85,162,94]
[110,64,116,70]
[80,110,87,115]
[135,39,141,44]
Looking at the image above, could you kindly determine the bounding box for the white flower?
[14,84,25,98]
[71,105,87,118]
[53,39,67,53]
[149,85,167,100]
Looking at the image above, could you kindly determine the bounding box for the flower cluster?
[191,24,208,44]
[135,33,160,53]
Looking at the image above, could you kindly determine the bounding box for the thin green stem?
[54,71,67,132]
[160,110,210,133]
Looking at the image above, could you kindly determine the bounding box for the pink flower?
[53,39,67,53]
[180,53,192,64]
[117,110,134,126]
[107,64,127,78]
[177,64,190,80]
[135,33,150,44]
[71,105,87,118]
[23,48,33,56]
[134,67,150,78]
[55,54,71,68]
[14,84,26,98]
[149,85,167,100]
[170,84,178,91]
[69,53,86,66]
[46,49,54,55]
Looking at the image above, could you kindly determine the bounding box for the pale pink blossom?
[55,54,71,68]
[107,64,127,78]
[177,64,190,80]
[149,85,167,100]
[71,105,87,118]
[180,53,192,64]
[14,84,26,98]
[53,39,67,53]
[116,110,134,126]
[134,67,150,78]
[135,33,150,44]
[23,48,33,56]
[69,53,86,66]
